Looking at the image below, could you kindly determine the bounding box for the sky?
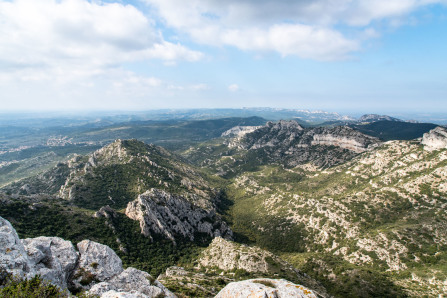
[0,0,446,115]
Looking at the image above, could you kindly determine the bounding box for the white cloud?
[145,0,446,60]
[190,83,210,91]
[0,0,202,83]
[228,84,239,92]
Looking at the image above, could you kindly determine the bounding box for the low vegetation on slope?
[224,139,447,297]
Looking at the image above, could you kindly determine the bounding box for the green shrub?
[0,270,65,298]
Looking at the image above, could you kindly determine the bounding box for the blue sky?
[0,0,446,116]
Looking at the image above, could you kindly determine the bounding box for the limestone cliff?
[422,126,447,150]
[238,121,379,153]
[125,189,233,243]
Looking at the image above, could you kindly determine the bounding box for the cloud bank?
[146,0,446,60]
[0,0,202,82]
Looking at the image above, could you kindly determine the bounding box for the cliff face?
[238,121,379,153]
[125,189,232,243]
[225,120,381,170]
[422,126,447,150]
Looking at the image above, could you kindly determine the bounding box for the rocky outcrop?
[310,126,378,153]
[0,216,34,278]
[237,120,304,150]
[0,216,175,297]
[89,267,175,298]
[215,279,317,298]
[94,205,119,219]
[125,188,233,243]
[21,236,79,289]
[422,126,447,150]
[199,237,285,273]
[71,239,123,290]
[198,237,329,297]
[221,126,262,138]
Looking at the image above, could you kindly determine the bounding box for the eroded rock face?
[422,126,447,150]
[226,121,381,168]
[88,267,176,298]
[0,216,34,278]
[241,122,378,153]
[125,188,233,243]
[71,240,123,290]
[21,236,78,289]
[215,279,317,298]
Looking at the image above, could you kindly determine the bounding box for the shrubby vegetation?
[0,268,67,298]
[0,199,205,277]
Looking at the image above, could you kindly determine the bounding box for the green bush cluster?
[0,268,66,298]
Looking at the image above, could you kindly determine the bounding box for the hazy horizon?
[1,107,446,125]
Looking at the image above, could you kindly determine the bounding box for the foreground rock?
[71,239,123,291]
[0,216,175,297]
[22,236,78,289]
[422,126,447,150]
[0,216,34,278]
[89,267,175,298]
[126,188,233,243]
[215,279,317,298]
